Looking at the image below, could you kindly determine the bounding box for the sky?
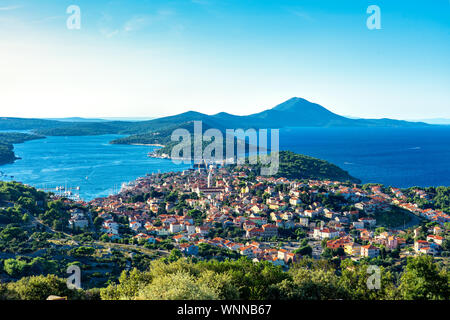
[0,0,449,120]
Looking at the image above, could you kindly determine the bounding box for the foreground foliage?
[0,251,448,300]
[97,255,448,300]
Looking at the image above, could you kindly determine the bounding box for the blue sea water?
[279,127,450,188]
[0,127,449,201]
[0,134,191,201]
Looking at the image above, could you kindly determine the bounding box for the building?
[289,197,302,206]
[246,227,263,238]
[414,240,439,255]
[262,224,278,238]
[68,210,89,230]
[359,217,377,228]
[313,227,339,240]
[344,243,361,256]
[169,223,183,234]
[196,225,210,235]
[179,243,199,256]
[361,245,380,258]
[427,235,444,246]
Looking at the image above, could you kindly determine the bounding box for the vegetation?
[405,186,450,213]
[1,253,448,300]
[374,207,414,228]
[100,255,447,300]
[0,118,60,131]
[234,151,360,183]
[399,255,449,299]
[0,274,86,300]
[0,132,44,165]
[110,121,197,146]
[33,122,131,136]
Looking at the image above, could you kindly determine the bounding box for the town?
[61,162,449,268]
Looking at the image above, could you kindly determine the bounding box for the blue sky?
[0,0,449,119]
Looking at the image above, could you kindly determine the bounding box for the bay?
[0,134,191,201]
[1,127,449,202]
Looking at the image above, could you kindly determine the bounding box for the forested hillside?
[0,133,44,165]
[234,151,360,183]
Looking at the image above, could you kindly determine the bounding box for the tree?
[399,255,449,300]
[100,268,152,300]
[93,216,104,229]
[338,259,398,300]
[101,260,240,300]
[137,271,220,300]
[294,245,312,257]
[29,257,58,275]
[321,247,333,259]
[100,233,110,242]
[287,260,343,300]
[168,249,182,262]
[3,275,84,300]
[0,226,27,242]
[22,213,31,223]
[3,258,28,277]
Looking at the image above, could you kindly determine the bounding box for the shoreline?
[147,152,237,164]
[130,143,165,147]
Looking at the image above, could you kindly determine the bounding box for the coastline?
[147,151,236,164]
[130,143,165,147]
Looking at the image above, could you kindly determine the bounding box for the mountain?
[0,97,430,137]
[210,97,429,128]
[238,97,355,127]
[106,97,430,150]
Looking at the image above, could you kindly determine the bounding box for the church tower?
[207,169,212,188]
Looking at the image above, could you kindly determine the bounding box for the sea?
[279,126,450,188]
[0,134,191,201]
[0,127,449,201]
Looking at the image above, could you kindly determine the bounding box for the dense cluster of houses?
[81,164,448,266]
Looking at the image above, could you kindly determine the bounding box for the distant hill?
[44,117,110,122]
[0,118,61,130]
[45,117,156,122]
[33,121,135,136]
[1,97,430,138]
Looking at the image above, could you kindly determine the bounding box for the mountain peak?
[271,97,330,113]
